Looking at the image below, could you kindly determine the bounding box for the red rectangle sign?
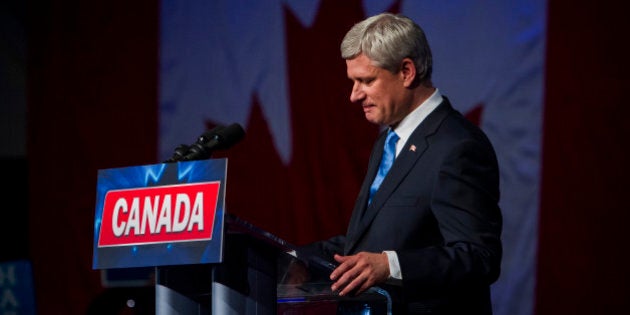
[98,182,220,247]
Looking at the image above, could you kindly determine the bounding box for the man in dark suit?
[297,12,502,314]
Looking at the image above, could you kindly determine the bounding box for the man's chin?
[365,114,383,125]
[364,113,381,125]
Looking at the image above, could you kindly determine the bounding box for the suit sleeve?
[296,235,346,262]
[397,137,502,295]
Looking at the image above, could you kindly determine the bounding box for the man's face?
[346,54,409,126]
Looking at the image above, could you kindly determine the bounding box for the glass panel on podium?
[275,248,392,315]
[226,214,393,315]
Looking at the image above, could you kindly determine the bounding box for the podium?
[92,159,391,314]
[154,213,287,314]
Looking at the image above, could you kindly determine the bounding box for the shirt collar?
[391,88,443,156]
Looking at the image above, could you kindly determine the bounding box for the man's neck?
[409,83,436,112]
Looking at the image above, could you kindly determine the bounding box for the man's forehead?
[346,54,381,77]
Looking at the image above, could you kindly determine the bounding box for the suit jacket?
[299,97,502,314]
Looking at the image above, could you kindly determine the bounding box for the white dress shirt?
[383,88,443,283]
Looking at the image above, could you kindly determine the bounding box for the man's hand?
[330,252,390,296]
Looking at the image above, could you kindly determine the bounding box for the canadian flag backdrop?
[26,0,630,314]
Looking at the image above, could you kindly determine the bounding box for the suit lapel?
[344,130,387,249]
[344,99,454,254]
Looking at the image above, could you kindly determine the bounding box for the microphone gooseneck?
[164,144,192,163]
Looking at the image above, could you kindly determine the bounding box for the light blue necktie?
[368,129,399,204]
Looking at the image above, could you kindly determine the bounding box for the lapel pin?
[409,144,417,152]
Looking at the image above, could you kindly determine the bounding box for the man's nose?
[349,83,364,103]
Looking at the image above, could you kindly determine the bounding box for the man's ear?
[400,58,416,87]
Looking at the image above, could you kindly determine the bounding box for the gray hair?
[340,13,433,84]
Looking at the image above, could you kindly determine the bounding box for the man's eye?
[351,78,374,86]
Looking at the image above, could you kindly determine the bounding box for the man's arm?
[398,138,502,294]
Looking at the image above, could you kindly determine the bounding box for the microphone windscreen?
[216,123,245,149]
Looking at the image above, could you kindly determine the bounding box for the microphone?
[164,125,225,163]
[180,123,245,161]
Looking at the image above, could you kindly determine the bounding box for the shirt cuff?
[383,250,402,282]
